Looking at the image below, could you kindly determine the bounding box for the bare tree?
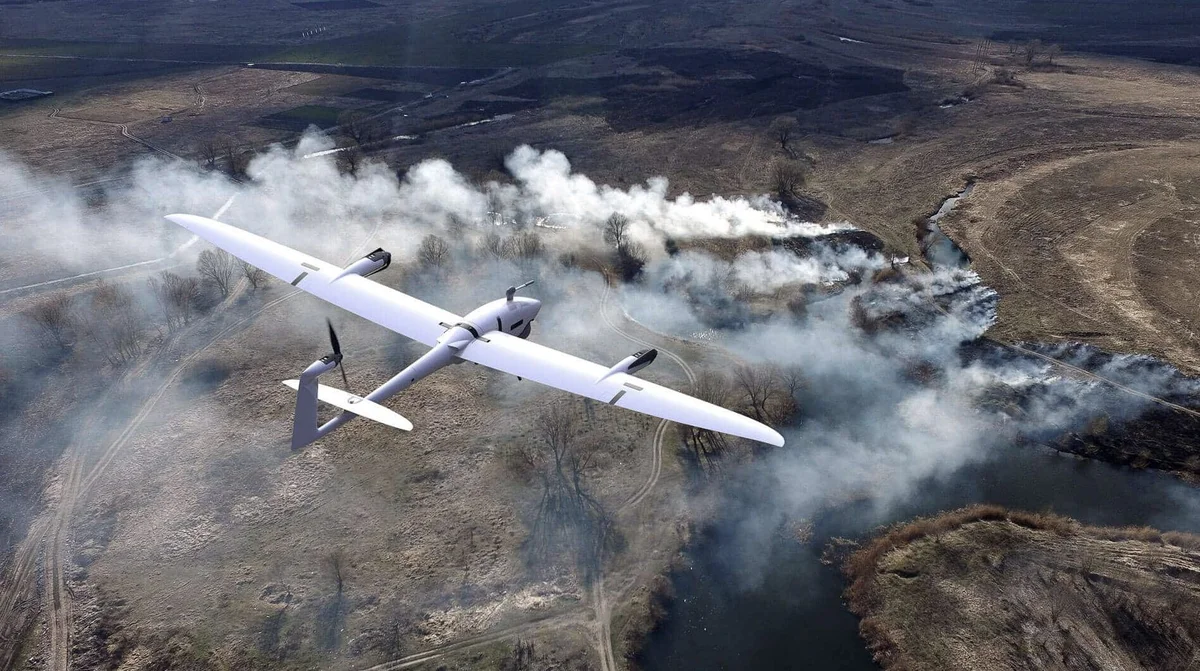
[197,248,235,297]
[616,241,647,281]
[479,231,506,260]
[1045,43,1062,66]
[732,364,796,425]
[221,139,251,178]
[602,212,630,250]
[417,234,451,270]
[197,139,221,170]
[338,145,365,176]
[239,259,268,290]
[681,371,734,476]
[526,401,620,581]
[322,549,347,595]
[770,116,800,157]
[27,292,75,350]
[86,281,142,365]
[148,271,202,331]
[505,231,545,263]
[1023,39,1043,66]
[337,110,380,147]
[317,549,349,650]
[771,160,806,200]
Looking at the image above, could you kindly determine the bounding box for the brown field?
[844,505,1200,671]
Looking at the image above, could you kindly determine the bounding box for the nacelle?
[598,349,657,382]
[457,296,541,339]
[340,248,391,279]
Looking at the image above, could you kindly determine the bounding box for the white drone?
[165,214,785,449]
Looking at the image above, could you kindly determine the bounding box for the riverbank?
[843,505,1200,670]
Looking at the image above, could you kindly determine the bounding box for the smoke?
[3,130,1197,615]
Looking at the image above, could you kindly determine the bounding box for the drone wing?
[458,332,785,447]
[165,214,784,447]
[165,214,457,346]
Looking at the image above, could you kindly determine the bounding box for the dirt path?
[359,608,588,671]
[48,108,184,162]
[19,196,398,671]
[360,280,701,671]
[589,280,698,671]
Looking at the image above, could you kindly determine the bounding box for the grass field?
[259,104,345,130]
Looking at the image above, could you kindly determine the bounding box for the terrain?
[843,505,1200,671]
[3,0,1200,670]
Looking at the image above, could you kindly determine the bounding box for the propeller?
[505,279,535,302]
[326,318,351,391]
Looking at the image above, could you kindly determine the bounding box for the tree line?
[25,248,267,366]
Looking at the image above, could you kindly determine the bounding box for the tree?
[338,145,365,176]
[771,160,806,200]
[322,549,347,596]
[417,234,451,270]
[221,139,251,178]
[526,401,621,581]
[505,231,544,263]
[28,291,75,350]
[148,271,202,331]
[1023,39,1043,66]
[732,364,797,426]
[86,281,142,366]
[479,231,505,260]
[197,248,235,297]
[316,549,349,650]
[602,213,630,250]
[337,110,380,147]
[770,116,800,158]
[616,241,647,281]
[239,259,268,290]
[1045,43,1062,66]
[197,139,220,170]
[681,371,734,476]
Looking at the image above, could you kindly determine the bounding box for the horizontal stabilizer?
[282,380,413,431]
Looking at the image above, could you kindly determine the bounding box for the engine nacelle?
[339,248,391,279]
[597,349,657,382]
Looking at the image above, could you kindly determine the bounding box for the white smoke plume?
[3,130,1197,598]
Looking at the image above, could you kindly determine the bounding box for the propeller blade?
[326,318,342,357]
[339,360,351,391]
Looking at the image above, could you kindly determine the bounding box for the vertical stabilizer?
[288,357,340,449]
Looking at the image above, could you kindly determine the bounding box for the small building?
[0,88,52,102]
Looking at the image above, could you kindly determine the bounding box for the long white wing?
[458,332,786,447]
[165,214,457,346]
[166,214,785,446]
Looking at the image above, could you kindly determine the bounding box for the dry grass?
[844,505,1200,670]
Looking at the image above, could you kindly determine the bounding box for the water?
[922,182,974,268]
[639,444,1200,670]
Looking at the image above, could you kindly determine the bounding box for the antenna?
[505,280,535,302]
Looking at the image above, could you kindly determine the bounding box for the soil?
[844,506,1200,671]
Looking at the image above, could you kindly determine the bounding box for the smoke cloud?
[2,129,1196,606]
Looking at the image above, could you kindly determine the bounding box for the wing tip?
[752,426,785,447]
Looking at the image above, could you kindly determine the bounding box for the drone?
[166,214,785,449]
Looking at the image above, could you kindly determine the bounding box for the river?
[639,444,1200,670]
[922,182,974,268]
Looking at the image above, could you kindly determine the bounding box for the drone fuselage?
[306,295,541,440]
